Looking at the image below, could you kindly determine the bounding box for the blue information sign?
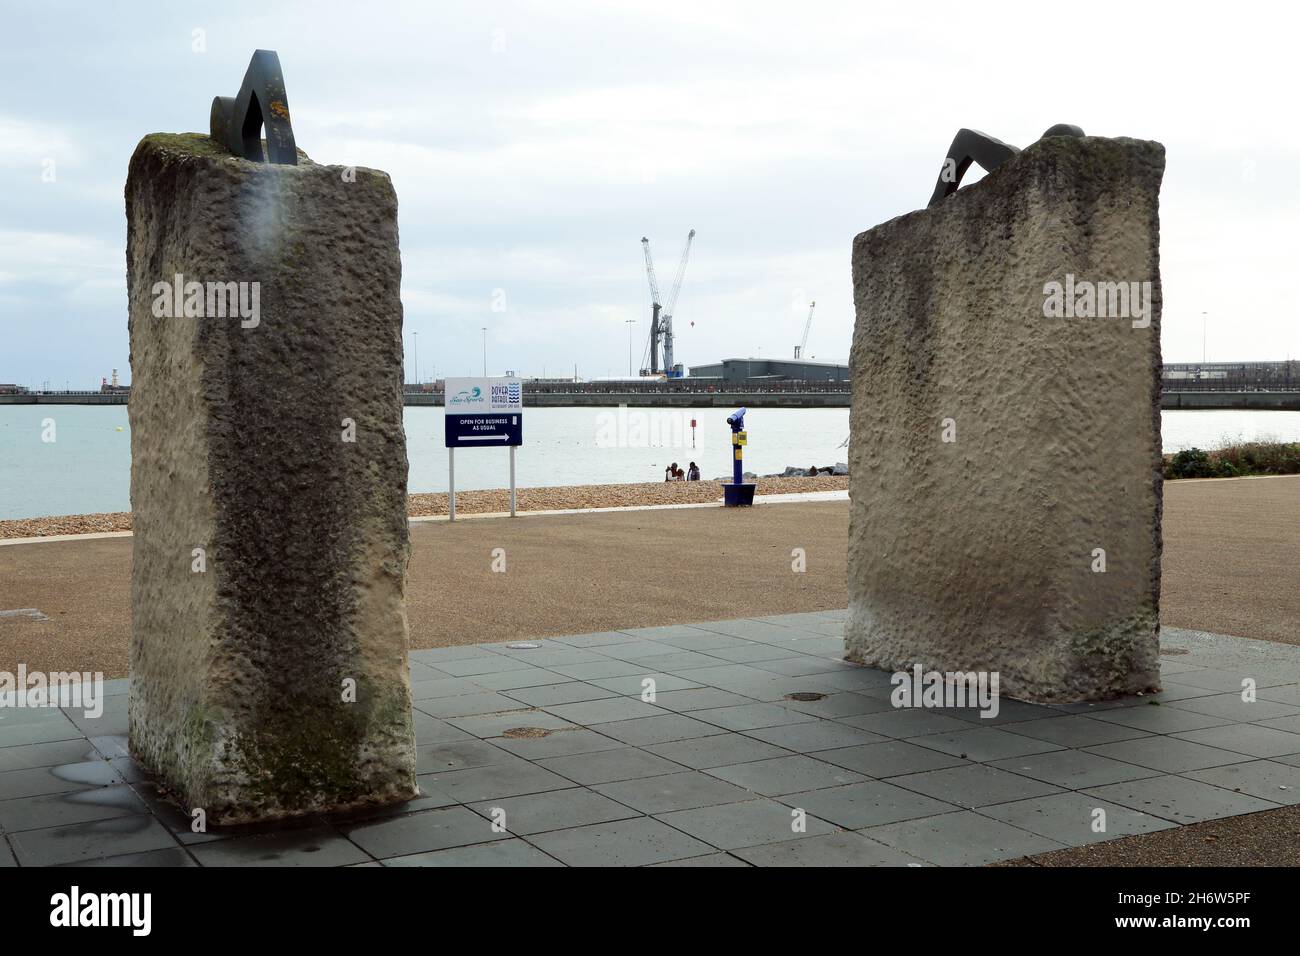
[445,412,523,448]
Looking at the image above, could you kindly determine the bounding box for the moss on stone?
[137,132,313,164]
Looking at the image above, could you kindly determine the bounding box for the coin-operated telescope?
[724,408,755,506]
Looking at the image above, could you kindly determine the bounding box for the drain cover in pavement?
[785,692,826,702]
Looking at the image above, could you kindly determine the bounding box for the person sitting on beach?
[665,463,679,482]
[687,462,700,481]
[808,465,819,477]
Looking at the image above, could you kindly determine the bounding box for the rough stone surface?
[126,133,417,822]
[846,135,1165,703]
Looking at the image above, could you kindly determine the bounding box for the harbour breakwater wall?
[6,390,1299,409]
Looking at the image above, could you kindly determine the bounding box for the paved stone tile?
[782,780,958,829]
[416,739,514,774]
[502,682,619,708]
[596,714,726,746]
[491,648,605,669]
[690,702,819,732]
[410,677,488,700]
[781,692,892,719]
[648,688,758,712]
[733,832,928,866]
[637,650,734,672]
[889,764,1062,808]
[432,656,541,678]
[63,698,129,737]
[538,747,684,785]
[743,721,886,753]
[0,842,13,867]
[1173,668,1298,692]
[656,798,837,849]
[347,805,507,859]
[471,669,573,692]
[445,710,578,739]
[1166,693,1300,723]
[1090,704,1234,733]
[1257,714,1300,735]
[652,632,758,652]
[0,783,148,832]
[808,668,898,695]
[988,750,1162,789]
[816,740,969,777]
[1183,760,1300,804]
[1082,776,1280,825]
[1172,724,1300,759]
[544,698,669,725]
[0,712,84,748]
[528,816,715,866]
[946,700,1062,726]
[751,656,856,677]
[0,738,98,773]
[707,754,867,796]
[547,631,642,648]
[705,644,811,664]
[189,827,370,867]
[1084,737,1252,774]
[423,757,573,803]
[978,792,1176,845]
[594,770,756,814]
[411,645,499,663]
[644,735,792,770]
[863,810,1064,866]
[415,691,531,719]
[910,727,1063,762]
[69,848,198,867]
[491,728,625,760]
[89,735,129,759]
[1003,714,1151,748]
[0,760,120,801]
[546,660,656,681]
[468,788,641,835]
[586,673,705,695]
[693,620,813,642]
[620,624,719,641]
[383,838,563,867]
[671,663,786,689]
[650,852,751,867]
[838,709,973,739]
[1259,684,1300,707]
[594,641,680,661]
[9,814,178,866]
[411,713,477,745]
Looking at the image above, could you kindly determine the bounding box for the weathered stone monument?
[846,128,1165,702]
[126,51,417,822]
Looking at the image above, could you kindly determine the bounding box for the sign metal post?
[443,377,524,520]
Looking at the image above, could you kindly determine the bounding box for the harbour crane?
[640,229,695,377]
[640,237,662,374]
[794,300,816,359]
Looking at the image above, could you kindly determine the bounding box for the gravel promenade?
[0,475,849,539]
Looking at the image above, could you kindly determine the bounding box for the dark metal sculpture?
[928,124,1083,207]
[210,50,297,165]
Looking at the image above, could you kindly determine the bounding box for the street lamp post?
[625,319,636,376]
[481,327,487,376]
[412,330,418,386]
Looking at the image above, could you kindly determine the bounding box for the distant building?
[688,358,849,383]
[0,384,28,395]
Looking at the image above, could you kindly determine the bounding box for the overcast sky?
[2,0,1296,387]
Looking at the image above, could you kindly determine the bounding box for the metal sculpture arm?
[927,124,1084,208]
[210,50,297,165]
